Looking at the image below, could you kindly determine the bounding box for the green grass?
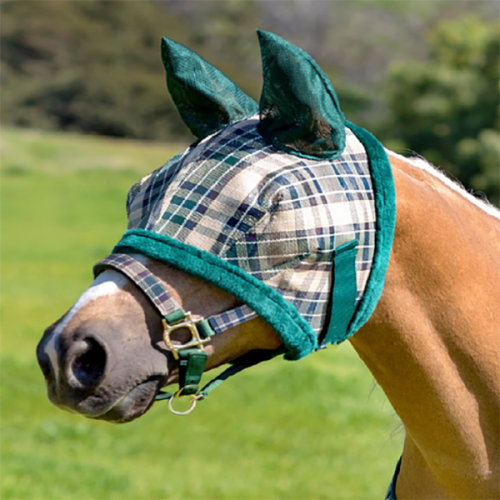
[0,127,402,500]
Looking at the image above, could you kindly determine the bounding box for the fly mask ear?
[161,38,259,140]
[257,30,346,160]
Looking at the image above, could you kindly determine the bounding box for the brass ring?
[168,396,197,416]
[167,386,199,416]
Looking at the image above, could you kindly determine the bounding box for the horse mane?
[387,150,500,221]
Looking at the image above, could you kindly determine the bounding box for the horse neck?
[349,155,500,499]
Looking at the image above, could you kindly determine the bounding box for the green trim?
[345,121,396,339]
[113,229,318,360]
[196,319,215,339]
[321,239,358,345]
[164,309,185,325]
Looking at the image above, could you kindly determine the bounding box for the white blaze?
[44,270,129,388]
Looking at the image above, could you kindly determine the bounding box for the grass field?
[1,127,402,500]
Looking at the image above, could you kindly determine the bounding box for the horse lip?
[81,375,165,423]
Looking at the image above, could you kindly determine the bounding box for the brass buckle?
[162,312,211,360]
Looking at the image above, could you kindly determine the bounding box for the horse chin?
[87,377,163,424]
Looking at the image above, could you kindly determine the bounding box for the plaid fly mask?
[94,31,396,408]
[125,117,376,339]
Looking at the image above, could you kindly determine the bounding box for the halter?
[93,253,270,415]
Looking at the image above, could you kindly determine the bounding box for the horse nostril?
[70,337,107,389]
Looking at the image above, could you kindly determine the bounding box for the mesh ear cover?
[161,37,258,140]
[257,30,346,160]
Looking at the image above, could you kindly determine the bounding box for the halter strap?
[93,254,257,333]
[93,253,259,410]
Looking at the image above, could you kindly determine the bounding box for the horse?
[36,31,499,499]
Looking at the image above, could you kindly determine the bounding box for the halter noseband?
[93,253,260,415]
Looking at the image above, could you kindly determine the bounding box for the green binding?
[196,319,215,340]
[164,309,185,325]
[320,240,359,346]
[344,122,396,339]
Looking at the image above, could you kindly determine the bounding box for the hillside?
[1,0,495,141]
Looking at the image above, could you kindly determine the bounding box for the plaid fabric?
[94,254,180,318]
[94,253,258,334]
[126,115,376,336]
[208,304,258,334]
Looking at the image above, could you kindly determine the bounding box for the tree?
[0,1,190,141]
[386,16,499,206]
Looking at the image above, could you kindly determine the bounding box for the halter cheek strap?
[93,253,260,414]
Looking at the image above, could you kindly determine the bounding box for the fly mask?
[93,31,396,413]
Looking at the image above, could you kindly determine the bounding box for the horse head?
[36,31,394,423]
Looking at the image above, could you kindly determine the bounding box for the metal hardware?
[167,386,202,416]
[162,312,211,360]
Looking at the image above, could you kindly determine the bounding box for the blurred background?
[1,1,498,499]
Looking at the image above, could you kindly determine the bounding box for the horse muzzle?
[36,323,168,423]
